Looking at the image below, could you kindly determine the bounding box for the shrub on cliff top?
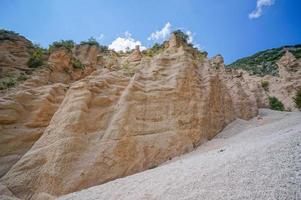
[269,96,284,111]
[0,29,20,36]
[80,37,99,47]
[172,30,189,43]
[49,40,75,52]
[80,37,109,52]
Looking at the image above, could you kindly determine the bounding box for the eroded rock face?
[0,31,33,79]
[256,51,301,110]
[0,83,67,177]
[0,33,299,200]
[127,45,142,62]
[278,50,301,81]
[0,44,103,178]
[1,40,260,199]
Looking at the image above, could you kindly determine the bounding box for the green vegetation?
[71,58,85,70]
[289,45,301,59]
[293,89,301,110]
[27,43,48,68]
[121,62,136,76]
[143,29,199,57]
[0,74,27,90]
[198,51,208,60]
[49,40,75,52]
[173,30,189,43]
[261,80,269,91]
[80,37,99,46]
[99,45,109,52]
[143,43,165,57]
[269,96,284,111]
[33,43,47,52]
[0,29,20,36]
[27,48,44,68]
[172,29,195,48]
[0,78,16,90]
[80,37,109,52]
[228,45,301,76]
[148,165,158,169]
[17,74,28,81]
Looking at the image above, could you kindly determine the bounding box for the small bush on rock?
[173,30,189,43]
[144,43,164,57]
[293,89,301,110]
[80,37,99,46]
[71,58,85,70]
[17,74,28,81]
[269,96,284,111]
[0,74,28,90]
[0,29,20,36]
[49,40,75,52]
[261,80,269,91]
[80,38,109,52]
[27,49,44,68]
[0,78,16,90]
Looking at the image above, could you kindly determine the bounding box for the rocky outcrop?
[0,44,105,178]
[126,45,142,62]
[256,50,301,110]
[278,50,301,80]
[0,31,33,79]
[0,83,67,178]
[0,36,260,199]
[46,48,95,84]
[0,32,300,200]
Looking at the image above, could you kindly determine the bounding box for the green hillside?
[227,45,301,76]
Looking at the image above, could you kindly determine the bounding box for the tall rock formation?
[0,30,34,80]
[0,31,300,200]
[0,39,105,179]
[1,33,261,200]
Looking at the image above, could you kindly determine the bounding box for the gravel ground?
[58,109,301,200]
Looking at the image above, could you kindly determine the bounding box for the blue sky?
[0,0,300,63]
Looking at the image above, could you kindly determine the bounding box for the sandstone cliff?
[0,30,34,77]
[0,31,300,200]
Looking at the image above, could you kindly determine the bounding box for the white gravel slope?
[58,109,301,200]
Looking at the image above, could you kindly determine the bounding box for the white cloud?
[148,22,172,41]
[185,30,202,50]
[109,31,146,52]
[249,0,275,19]
[186,31,194,44]
[96,34,104,41]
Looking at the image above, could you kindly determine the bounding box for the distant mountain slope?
[227,45,301,76]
